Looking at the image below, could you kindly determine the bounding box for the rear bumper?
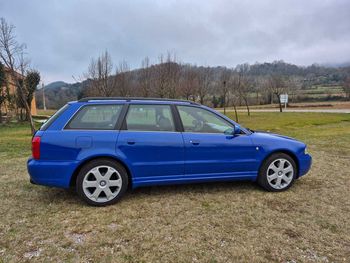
[298,154,312,177]
[27,158,79,188]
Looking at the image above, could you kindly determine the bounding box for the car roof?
[73,97,201,106]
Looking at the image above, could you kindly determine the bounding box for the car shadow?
[123,180,261,201]
[32,180,261,206]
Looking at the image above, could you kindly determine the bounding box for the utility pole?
[42,83,47,111]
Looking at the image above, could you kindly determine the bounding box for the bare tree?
[154,54,167,98]
[0,62,6,123]
[343,76,350,100]
[288,76,302,103]
[153,52,180,98]
[115,60,130,96]
[258,77,272,105]
[267,74,288,112]
[85,50,115,97]
[220,68,231,115]
[180,65,199,101]
[165,52,180,98]
[227,83,239,122]
[197,67,212,104]
[234,64,251,116]
[139,57,151,97]
[0,18,36,134]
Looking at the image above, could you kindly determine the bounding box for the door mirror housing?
[224,126,240,136]
[224,126,237,136]
[224,128,235,136]
[234,126,241,135]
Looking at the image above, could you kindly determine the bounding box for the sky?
[1,0,350,84]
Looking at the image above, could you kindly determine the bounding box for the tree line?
[80,50,350,121]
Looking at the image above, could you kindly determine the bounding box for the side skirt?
[132,171,257,189]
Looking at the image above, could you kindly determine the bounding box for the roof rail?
[78,97,200,105]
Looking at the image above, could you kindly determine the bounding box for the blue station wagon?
[28,97,312,206]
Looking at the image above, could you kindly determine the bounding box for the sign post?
[280,94,288,109]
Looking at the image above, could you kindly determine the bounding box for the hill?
[41,81,70,90]
[35,81,83,109]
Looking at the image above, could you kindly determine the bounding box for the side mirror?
[224,126,241,136]
[234,126,241,135]
[223,127,233,135]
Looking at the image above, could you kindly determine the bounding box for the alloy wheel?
[266,158,294,190]
[82,165,122,203]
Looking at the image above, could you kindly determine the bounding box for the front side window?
[66,104,122,130]
[178,106,233,133]
[125,104,175,132]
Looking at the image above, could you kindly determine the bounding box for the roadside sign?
[280,94,288,109]
[280,94,288,103]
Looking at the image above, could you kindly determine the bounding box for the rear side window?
[40,104,69,131]
[66,104,122,130]
[125,104,175,131]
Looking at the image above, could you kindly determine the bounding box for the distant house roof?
[0,66,24,87]
[3,66,24,78]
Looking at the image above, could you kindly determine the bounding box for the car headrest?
[158,116,172,131]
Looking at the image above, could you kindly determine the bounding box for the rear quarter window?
[40,104,69,131]
[65,104,123,130]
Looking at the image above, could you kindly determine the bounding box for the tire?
[76,158,128,206]
[257,153,296,192]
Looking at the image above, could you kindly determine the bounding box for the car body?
[27,97,312,205]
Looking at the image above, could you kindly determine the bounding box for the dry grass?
[0,113,350,262]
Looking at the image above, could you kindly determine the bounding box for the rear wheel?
[76,159,128,206]
[257,153,296,192]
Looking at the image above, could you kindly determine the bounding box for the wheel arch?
[260,149,300,178]
[69,155,133,188]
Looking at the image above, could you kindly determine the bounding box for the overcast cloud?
[1,0,350,83]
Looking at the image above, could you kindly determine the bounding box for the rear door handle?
[189,140,200,145]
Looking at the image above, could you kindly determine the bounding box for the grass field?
[217,100,350,111]
[36,109,57,116]
[1,112,350,262]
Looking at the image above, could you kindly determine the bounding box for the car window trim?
[171,104,183,132]
[63,103,124,131]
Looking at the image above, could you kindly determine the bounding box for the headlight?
[304,147,309,155]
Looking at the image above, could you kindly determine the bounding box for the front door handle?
[126,139,135,145]
[189,140,200,145]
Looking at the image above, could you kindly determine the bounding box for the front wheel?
[257,153,296,192]
[76,159,128,206]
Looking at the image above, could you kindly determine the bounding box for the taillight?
[32,136,41,160]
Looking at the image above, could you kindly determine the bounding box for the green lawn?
[36,109,57,116]
[1,112,350,262]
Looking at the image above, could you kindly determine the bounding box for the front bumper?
[27,158,79,188]
[298,154,312,177]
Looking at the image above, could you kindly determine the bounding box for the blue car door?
[177,105,257,179]
[116,104,184,186]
